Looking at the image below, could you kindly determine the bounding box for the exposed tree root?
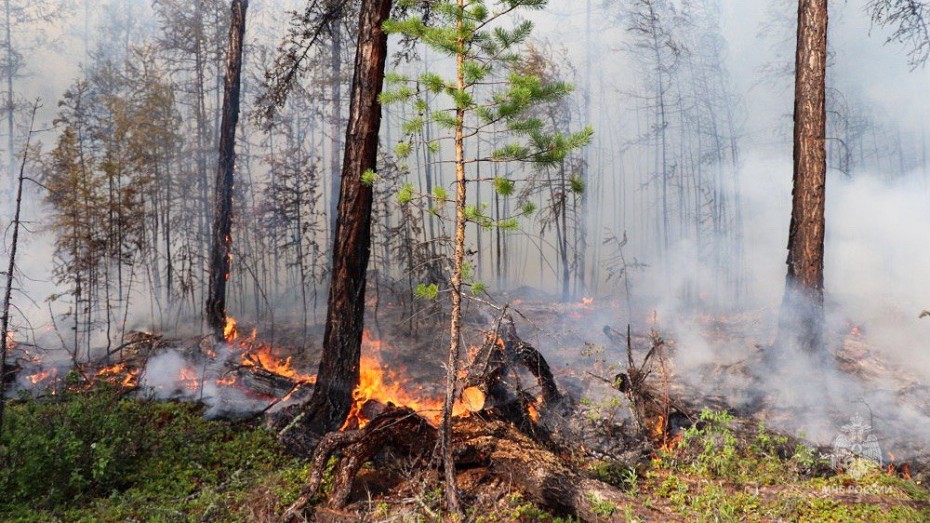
[282,408,671,522]
[281,406,435,522]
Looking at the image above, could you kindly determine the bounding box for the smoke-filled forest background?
[1,0,928,375]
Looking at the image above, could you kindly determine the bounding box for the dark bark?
[206,0,248,341]
[778,0,828,355]
[292,0,391,436]
[0,101,37,439]
[455,418,667,522]
[465,315,563,410]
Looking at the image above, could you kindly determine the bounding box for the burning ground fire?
[12,317,483,430]
[339,331,484,429]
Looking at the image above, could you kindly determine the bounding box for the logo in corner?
[830,412,882,478]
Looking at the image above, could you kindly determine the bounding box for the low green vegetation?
[2,395,927,522]
[639,408,930,522]
[0,385,307,522]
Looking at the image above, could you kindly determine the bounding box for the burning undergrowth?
[5,316,483,429]
[3,294,930,520]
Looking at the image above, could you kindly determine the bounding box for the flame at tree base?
[334,331,489,429]
[15,318,490,431]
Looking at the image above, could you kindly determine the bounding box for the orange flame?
[342,355,445,429]
[661,434,683,452]
[27,370,52,385]
[651,415,681,451]
[224,317,239,342]
[217,373,238,386]
[341,332,479,429]
[179,367,199,390]
[527,402,540,422]
[97,363,140,388]
[240,343,315,383]
[653,415,666,440]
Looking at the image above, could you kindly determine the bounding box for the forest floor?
[2,291,930,522]
[1,394,927,522]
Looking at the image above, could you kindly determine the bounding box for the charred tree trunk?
[206,0,248,341]
[293,0,392,436]
[778,0,828,355]
[0,101,37,439]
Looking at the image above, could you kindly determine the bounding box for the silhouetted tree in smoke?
[623,0,682,256]
[777,0,829,355]
[153,0,231,312]
[0,0,70,201]
[868,0,930,68]
[206,0,248,341]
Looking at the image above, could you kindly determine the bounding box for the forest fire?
[26,369,53,385]
[239,343,315,383]
[179,367,199,390]
[527,402,540,423]
[224,317,239,342]
[886,453,912,479]
[96,363,139,388]
[340,331,483,429]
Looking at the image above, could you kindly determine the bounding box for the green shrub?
[0,387,305,521]
[0,384,151,505]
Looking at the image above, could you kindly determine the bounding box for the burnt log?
[283,409,670,522]
[221,362,301,398]
[464,313,565,431]
[454,417,672,522]
[96,331,165,366]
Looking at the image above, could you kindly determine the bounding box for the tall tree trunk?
[778,0,828,355]
[328,4,344,244]
[206,0,248,341]
[4,0,14,202]
[0,101,37,439]
[295,0,391,434]
[441,1,466,513]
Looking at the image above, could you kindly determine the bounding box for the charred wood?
[282,406,435,521]
[465,313,565,423]
[605,325,694,446]
[283,409,667,522]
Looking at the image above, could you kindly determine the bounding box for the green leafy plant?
[382,0,592,509]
